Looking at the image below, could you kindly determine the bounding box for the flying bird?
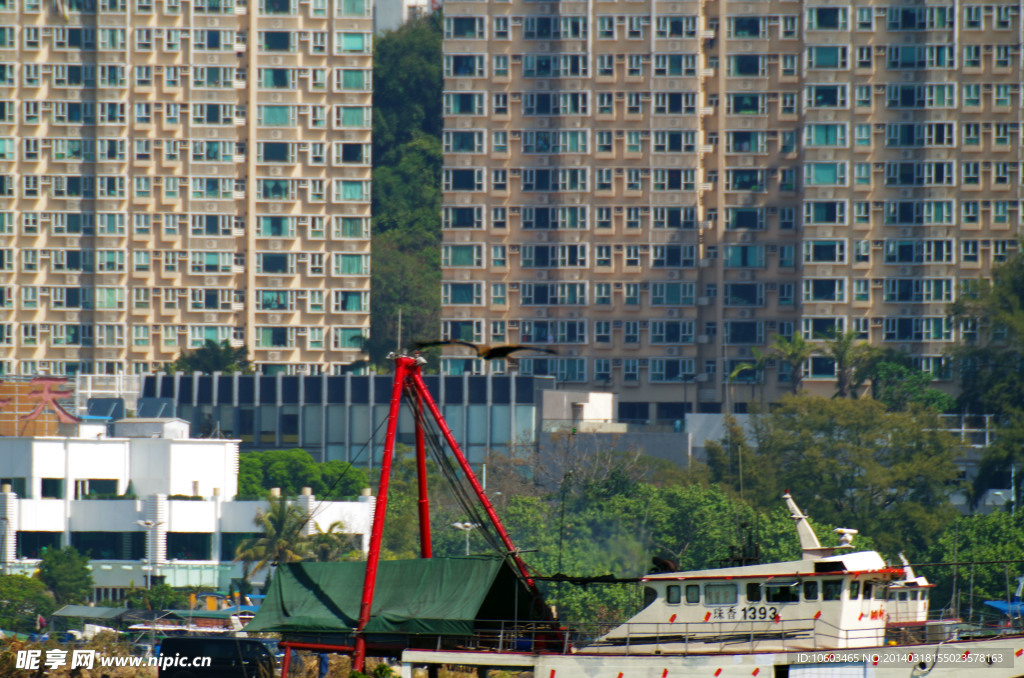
[413,340,558,360]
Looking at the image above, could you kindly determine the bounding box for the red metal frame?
[353,356,410,670]
[349,354,542,671]
[415,391,432,559]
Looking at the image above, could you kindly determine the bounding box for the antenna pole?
[415,389,432,558]
[409,369,540,595]
[353,355,411,671]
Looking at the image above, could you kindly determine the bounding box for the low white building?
[0,419,374,602]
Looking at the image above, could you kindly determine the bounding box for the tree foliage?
[0,575,54,632]
[168,339,251,375]
[237,449,368,500]
[767,334,815,393]
[126,583,188,611]
[952,249,1024,414]
[951,250,1024,500]
[927,511,1024,616]
[235,496,313,577]
[368,14,444,366]
[819,330,874,398]
[36,546,93,606]
[711,395,961,557]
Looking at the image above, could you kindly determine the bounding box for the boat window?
[803,580,819,600]
[643,587,657,607]
[746,582,762,603]
[685,584,700,604]
[849,581,860,600]
[874,585,887,600]
[766,584,799,603]
[863,582,873,599]
[910,590,919,600]
[898,591,908,601]
[705,583,738,605]
[666,585,681,604]
[823,579,843,601]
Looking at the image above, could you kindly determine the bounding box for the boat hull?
[402,635,1024,678]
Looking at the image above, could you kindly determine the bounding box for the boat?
[259,355,1024,678]
[398,493,1024,678]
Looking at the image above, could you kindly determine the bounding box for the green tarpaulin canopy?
[246,556,534,636]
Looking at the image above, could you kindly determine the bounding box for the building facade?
[440,0,1022,419]
[0,418,373,600]
[142,371,555,463]
[0,0,373,377]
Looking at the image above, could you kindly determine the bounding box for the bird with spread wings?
[412,340,558,360]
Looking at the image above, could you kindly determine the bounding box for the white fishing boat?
[400,494,1024,678]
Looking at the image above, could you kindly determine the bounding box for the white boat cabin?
[597,494,917,652]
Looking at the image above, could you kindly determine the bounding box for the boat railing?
[462,616,961,656]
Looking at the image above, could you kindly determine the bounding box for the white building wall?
[0,432,372,594]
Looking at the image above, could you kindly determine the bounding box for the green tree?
[237,449,369,500]
[0,575,54,632]
[235,496,311,577]
[309,521,360,562]
[705,415,762,502]
[125,583,188,611]
[951,250,1024,414]
[928,511,1024,617]
[865,358,955,412]
[745,395,961,556]
[368,14,444,367]
[372,14,442,157]
[768,334,815,393]
[820,330,875,398]
[168,339,251,375]
[36,546,93,606]
[727,347,770,407]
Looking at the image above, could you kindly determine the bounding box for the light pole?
[450,522,479,556]
[136,520,163,590]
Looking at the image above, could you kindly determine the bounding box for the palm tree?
[168,339,251,374]
[235,496,311,578]
[768,334,816,394]
[821,330,876,398]
[727,347,771,410]
[309,521,360,562]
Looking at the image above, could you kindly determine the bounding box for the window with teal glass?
[808,124,844,147]
[338,217,364,237]
[261,68,290,88]
[341,0,363,14]
[448,283,477,304]
[335,328,364,348]
[341,69,364,89]
[259,105,290,126]
[337,254,367,275]
[338,32,366,52]
[340,291,364,311]
[724,245,764,268]
[340,181,364,201]
[447,245,477,266]
[807,162,845,185]
[340,107,364,127]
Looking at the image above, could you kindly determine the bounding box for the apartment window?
[963,84,981,107]
[807,46,848,69]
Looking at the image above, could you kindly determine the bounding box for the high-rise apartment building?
[0,0,372,377]
[441,0,1022,419]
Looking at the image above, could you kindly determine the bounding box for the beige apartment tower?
[441,0,1021,419]
[0,0,372,377]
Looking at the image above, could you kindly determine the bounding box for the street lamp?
[136,520,163,590]
[450,522,480,556]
